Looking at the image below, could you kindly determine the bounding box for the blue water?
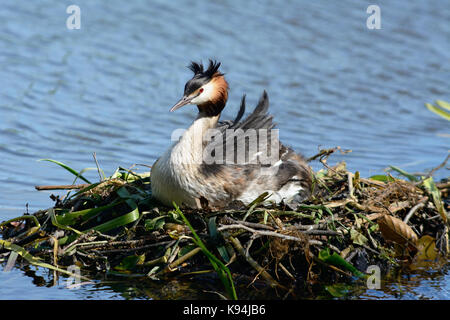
[0,0,449,299]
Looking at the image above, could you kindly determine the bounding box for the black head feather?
[204,59,222,78]
[187,59,222,78]
[184,59,223,96]
[188,61,204,75]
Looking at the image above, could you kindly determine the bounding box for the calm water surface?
[0,0,449,299]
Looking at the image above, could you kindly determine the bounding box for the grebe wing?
[217,90,274,132]
[233,90,275,130]
[200,91,312,208]
[205,91,278,166]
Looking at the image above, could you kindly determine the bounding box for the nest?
[0,150,449,299]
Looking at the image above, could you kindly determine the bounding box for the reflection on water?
[0,0,449,299]
[1,262,449,300]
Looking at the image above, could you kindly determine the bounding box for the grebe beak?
[170,95,192,112]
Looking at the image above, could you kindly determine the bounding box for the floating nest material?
[0,149,449,299]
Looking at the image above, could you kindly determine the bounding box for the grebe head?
[170,60,228,116]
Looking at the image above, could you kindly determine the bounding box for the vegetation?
[0,148,449,299]
[425,100,450,121]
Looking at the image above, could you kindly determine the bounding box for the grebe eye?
[199,88,204,93]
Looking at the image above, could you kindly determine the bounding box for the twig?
[320,158,345,179]
[359,178,386,187]
[228,236,287,290]
[302,229,342,236]
[219,223,342,245]
[426,214,442,221]
[143,255,168,267]
[35,184,90,191]
[356,243,380,255]
[218,224,304,242]
[91,240,177,255]
[278,262,295,280]
[345,250,358,262]
[307,146,351,162]
[347,172,355,199]
[222,217,275,231]
[60,230,97,255]
[286,223,328,231]
[245,235,259,257]
[403,199,427,224]
[427,154,450,178]
[160,247,202,274]
[134,163,153,169]
[306,148,336,162]
[436,181,450,189]
[167,246,180,264]
[93,152,103,182]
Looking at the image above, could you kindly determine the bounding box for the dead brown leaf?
[377,214,418,246]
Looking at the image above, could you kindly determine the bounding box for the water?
[0,0,449,299]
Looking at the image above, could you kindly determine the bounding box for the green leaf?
[50,208,84,235]
[243,192,270,221]
[117,186,147,205]
[388,166,419,182]
[350,228,368,246]
[436,100,450,111]
[426,103,450,121]
[56,202,119,226]
[178,245,198,257]
[319,248,365,278]
[115,254,145,271]
[0,215,41,230]
[90,202,140,234]
[423,177,448,224]
[174,203,237,300]
[369,175,395,182]
[144,216,166,231]
[208,217,230,263]
[38,159,92,184]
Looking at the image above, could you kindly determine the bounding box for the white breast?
[150,115,224,208]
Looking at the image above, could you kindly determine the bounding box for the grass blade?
[39,159,92,184]
[319,248,365,278]
[208,216,230,263]
[90,202,140,234]
[369,174,395,182]
[50,208,84,235]
[435,100,450,111]
[423,177,448,224]
[425,103,450,121]
[388,165,419,182]
[56,202,119,226]
[243,192,270,221]
[174,203,237,300]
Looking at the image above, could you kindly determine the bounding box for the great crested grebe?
[151,60,312,210]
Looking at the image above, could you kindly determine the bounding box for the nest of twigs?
[1,150,449,299]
